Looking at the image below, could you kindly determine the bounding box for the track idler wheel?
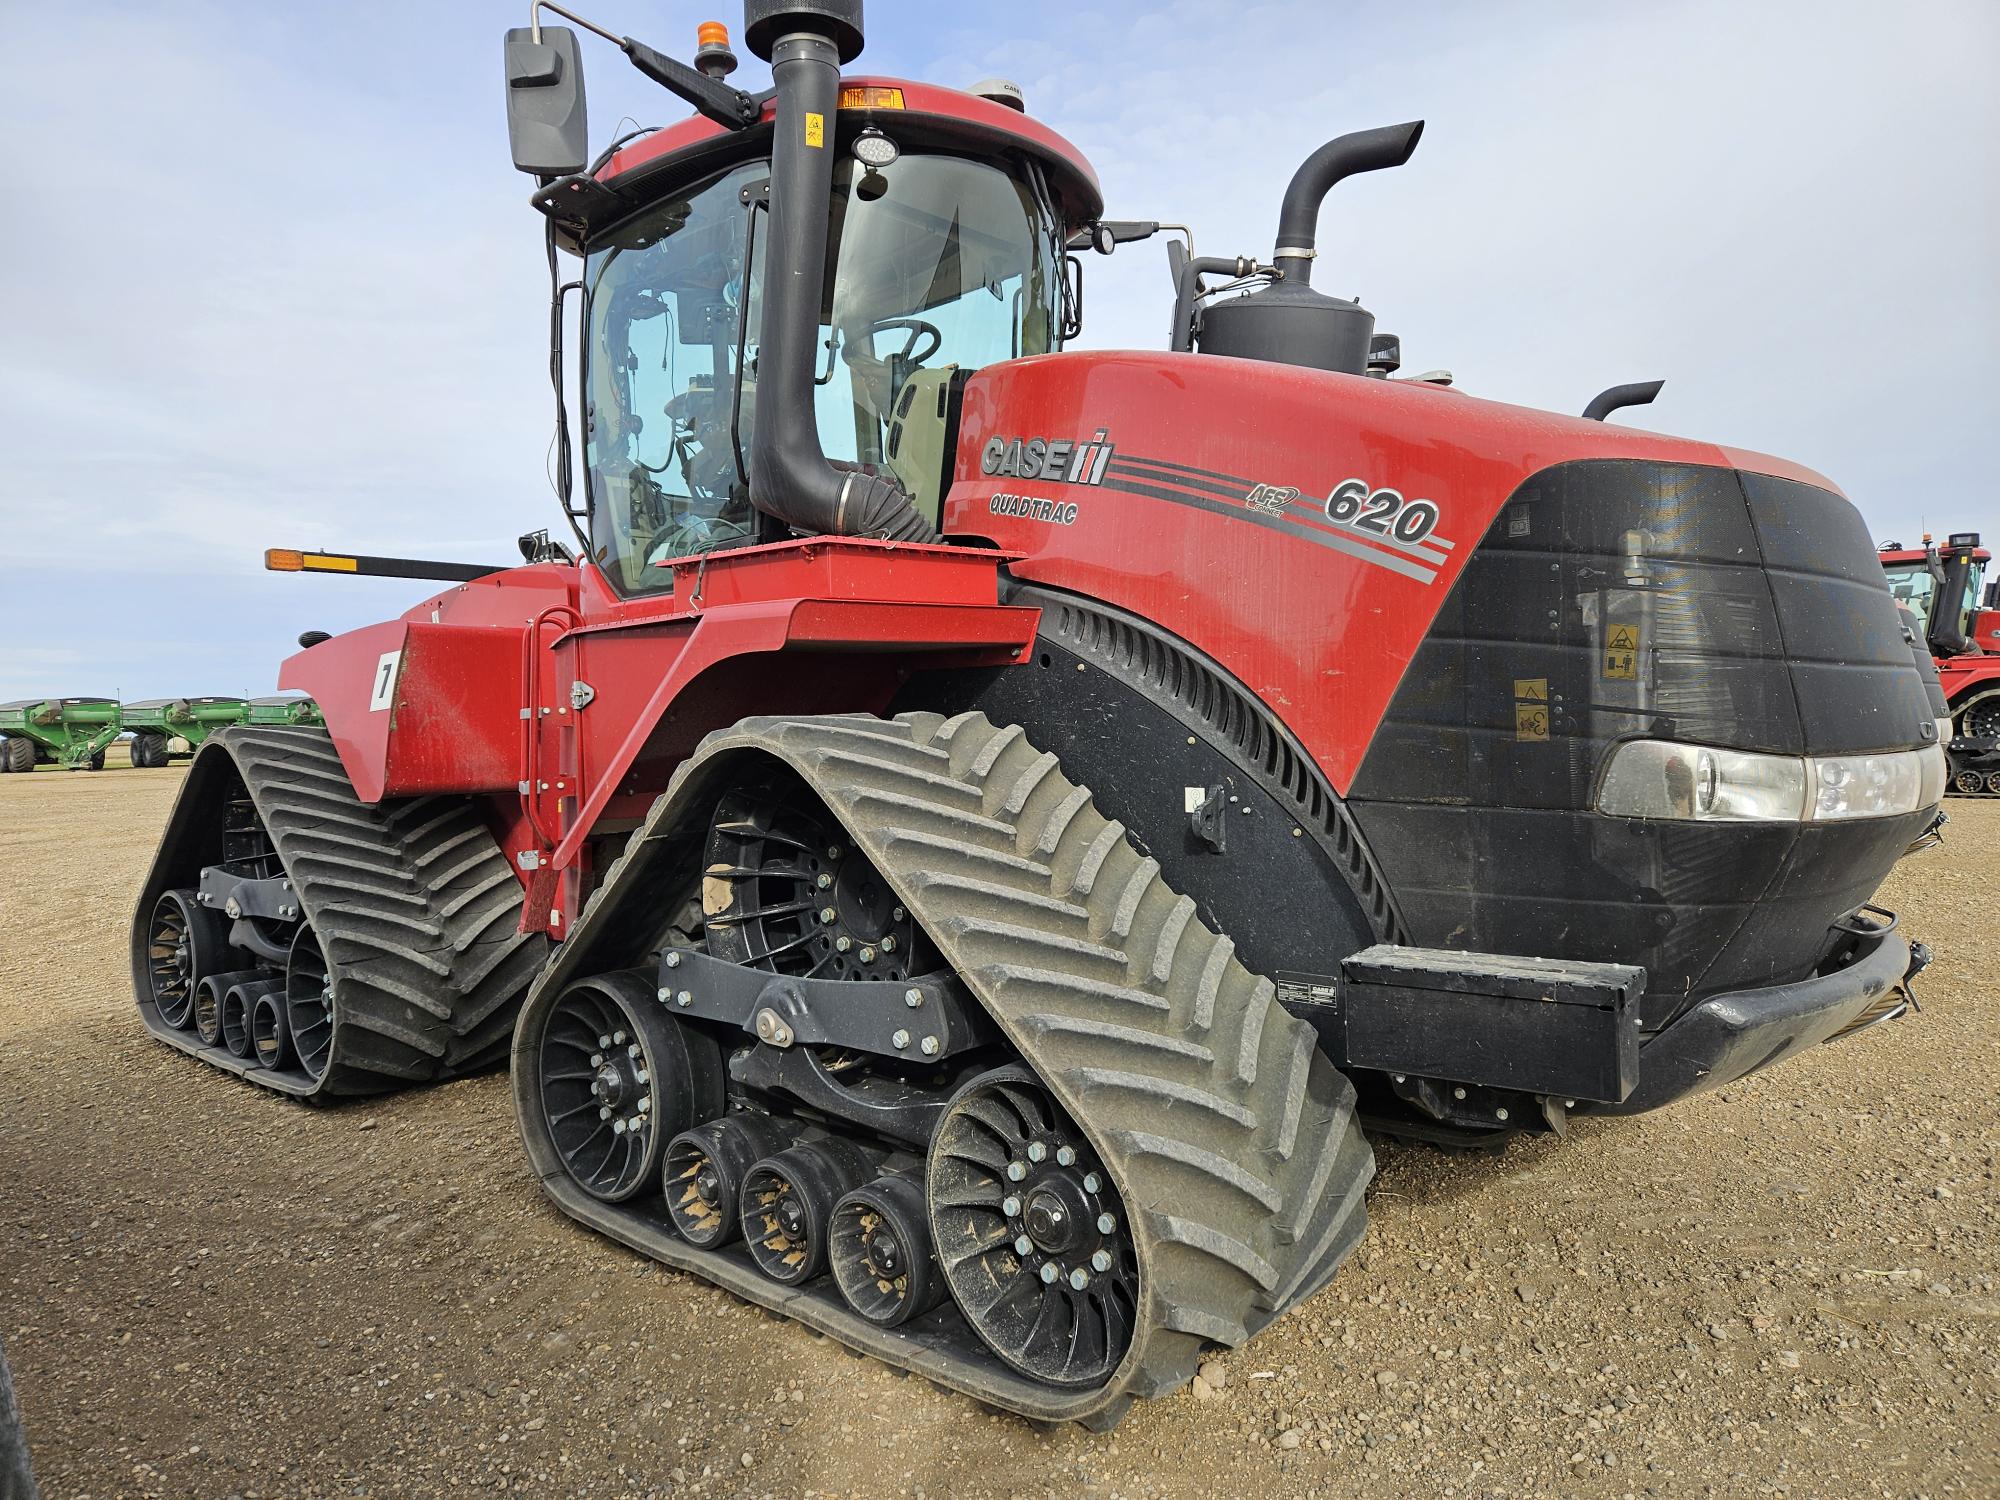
[144,890,232,1031]
[929,1066,1139,1389]
[284,928,334,1081]
[251,990,292,1069]
[531,970,724,1203]
[664,1113,796,1248]
[741,1140,876,1287]
[831,1175,947,1328]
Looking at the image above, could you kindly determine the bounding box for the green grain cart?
[0,698,122,772]
[124,695,322,767]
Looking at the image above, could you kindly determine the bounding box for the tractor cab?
[581,144,1068,590]
[1881,532,1993,658]
[504,10,1099,595]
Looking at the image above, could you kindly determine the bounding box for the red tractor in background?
[1880,531,2000,793]
[131,1,1945,1427]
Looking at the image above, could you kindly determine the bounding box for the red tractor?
[1880,531,2000,793]
[132,2,1945,1426]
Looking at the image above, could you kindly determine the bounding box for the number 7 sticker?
[368,650,401,712]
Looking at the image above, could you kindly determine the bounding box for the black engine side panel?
[898,588,1392,995]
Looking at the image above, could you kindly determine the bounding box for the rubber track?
[132,726,548,1099]
[517,712,1374,1425]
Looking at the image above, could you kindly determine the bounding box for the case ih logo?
[980,428,1116,486]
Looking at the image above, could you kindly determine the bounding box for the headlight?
[1596,740,1945,823]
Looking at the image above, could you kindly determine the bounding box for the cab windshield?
[584,151,1063,592]
[1884,558,1988,636]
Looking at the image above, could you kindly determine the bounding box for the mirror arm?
[531,1,759,129]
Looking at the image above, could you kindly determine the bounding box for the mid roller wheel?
[664,1113,795,1248]
[740,1139,876,1287]
[144,889,232,1030]
[929,1066,1139,1388]
[1955,767,1986,795]
[831,1174,947,1327]
[530,970,724,1203]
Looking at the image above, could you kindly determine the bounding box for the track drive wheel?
[144,890,232,1031]
[930,1066,1138,1388]
[527,971,725,1202]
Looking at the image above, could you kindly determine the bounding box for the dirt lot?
[1,763,1994,1500]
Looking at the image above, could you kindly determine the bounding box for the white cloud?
[0,0,1993,699]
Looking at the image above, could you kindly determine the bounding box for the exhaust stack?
[1194,121,1424,376]
[745,1,937,543]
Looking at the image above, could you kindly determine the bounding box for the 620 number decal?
[1325,478,1440,545]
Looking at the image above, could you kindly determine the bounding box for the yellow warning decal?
[1515,702,1550,742]
[1513,678,1548,703]
[805,112,825,148]
[1603,622,1640,680]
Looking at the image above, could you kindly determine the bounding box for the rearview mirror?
[505,26,589,178]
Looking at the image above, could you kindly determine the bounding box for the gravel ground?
[1,762,1994,1500]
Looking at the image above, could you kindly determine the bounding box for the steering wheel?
[867,318,943,367]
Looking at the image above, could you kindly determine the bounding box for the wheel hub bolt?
[636,1097,650,1113]
[819,908,837,924]
[1091,1250,1112,1273]
[826,844,842,860]
[597,1034,612,1049]
[695,1167,720,1204]
[1006,1161,1027,1182]
[1015,1235,1034,1257]
[835,936,853,953]
[1001,1195,1021,1218]
[1039,1263,1059,1284]
[892,1029,911,1049]
[1026,1141,1047,1163]
[871,1232,900,1273]
[880,936,897,953]
[613,1031,627,1045]
[778,1198,805,1238]
[591,1052,604,1067]
[1069,1268,1091,1291]
[598,1106,611,1120]
[1082,1172,1101,1193]
[1055,1145,1076,1167]
[859,946,877,964]
[1096,1213,1116,1234]
[612,1118,626,1135]
[892,906,906,922]
[816,873,834,889]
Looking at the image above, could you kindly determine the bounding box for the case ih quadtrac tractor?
[1880,532,2000,794]
[132,1,1947,1427]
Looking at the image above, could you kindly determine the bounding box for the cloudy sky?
[1,0,1993,700]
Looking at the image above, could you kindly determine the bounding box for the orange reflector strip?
[302,553,360,573]
[265,548,303,572]
[839,86,905,111]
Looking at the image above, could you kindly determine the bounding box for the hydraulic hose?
[750,30,936,543]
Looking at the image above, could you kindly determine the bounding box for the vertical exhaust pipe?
[744,2,936,542]
[1272,121,1424,287]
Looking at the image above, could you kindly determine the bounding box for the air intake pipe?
[744,2,936,543]
[1272,121,1425,287]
